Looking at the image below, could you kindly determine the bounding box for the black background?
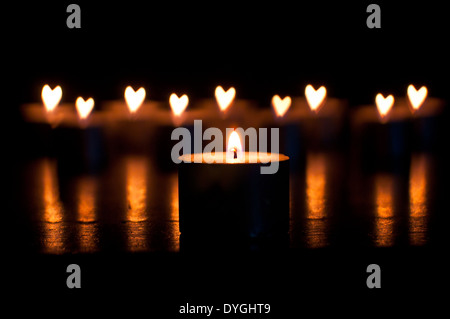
[4,1,449,316]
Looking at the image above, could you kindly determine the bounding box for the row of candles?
[22,82,443,177]
[34,84,430,120]
[21,83,442,247]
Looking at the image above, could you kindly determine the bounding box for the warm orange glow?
[75,97,95,119]
[305,84,326,112]
[375,93,394,118]
[306,153,326,219]
[41,159,65,254]
[215,86,236,112]
[42,159,63,223]
[77,177,97,223]
[409,154,429,246]
[125,86,146,113]
[407,85,427,111]
[77,177,98,253]
[126,157,148,222]
[305,153,328,248]
[126,157,149,252]
[41,84,62,112]
[374,174,394,247]
[227,130,243,162]
[169,173,180,252]
[272,95,291,117]
[169,93,189,116]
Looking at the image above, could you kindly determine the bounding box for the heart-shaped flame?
[375,93,394,118]
[125,86,146,113]
[169,93,189,116]
[305,85,326,112]
[76,97,95,119]
[272,95,291,117]
[215,86,236,112]
[41,85,62,112]
[407,85,427,111]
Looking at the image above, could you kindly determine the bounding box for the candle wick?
[232,148,237,159]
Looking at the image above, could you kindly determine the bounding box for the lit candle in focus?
[178,130,290,244]
[374,174,394,247]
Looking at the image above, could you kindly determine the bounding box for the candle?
[405,85,444,151]
[52,96,109,174]
[299,84,348,149]
[255,94,305,171]
[351,93,412,172]
[103,86,156,154]
[177,130,289,249]
[21,84,65,156]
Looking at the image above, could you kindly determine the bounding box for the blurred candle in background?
[351,93,411,173]
[215,86,236,115]
[406,85,445,151]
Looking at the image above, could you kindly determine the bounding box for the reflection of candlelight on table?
[125,156,148,251]
[374,174,394,247]
[76,176,98,252]
[169,173,181,252]
[409,154,429,246]
[305,152,328,248]
[41,158,65,254]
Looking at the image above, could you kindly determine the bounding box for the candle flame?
[169,93,189,116]
[215,86,236,112]
[42,85,62,112]
[375,93,394,118]
[227,130,243,162]
[76,97,95,119]
[272,95,291,117]
[407,85,427,111]
[305,85,326,112]
[125,86,146,113]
